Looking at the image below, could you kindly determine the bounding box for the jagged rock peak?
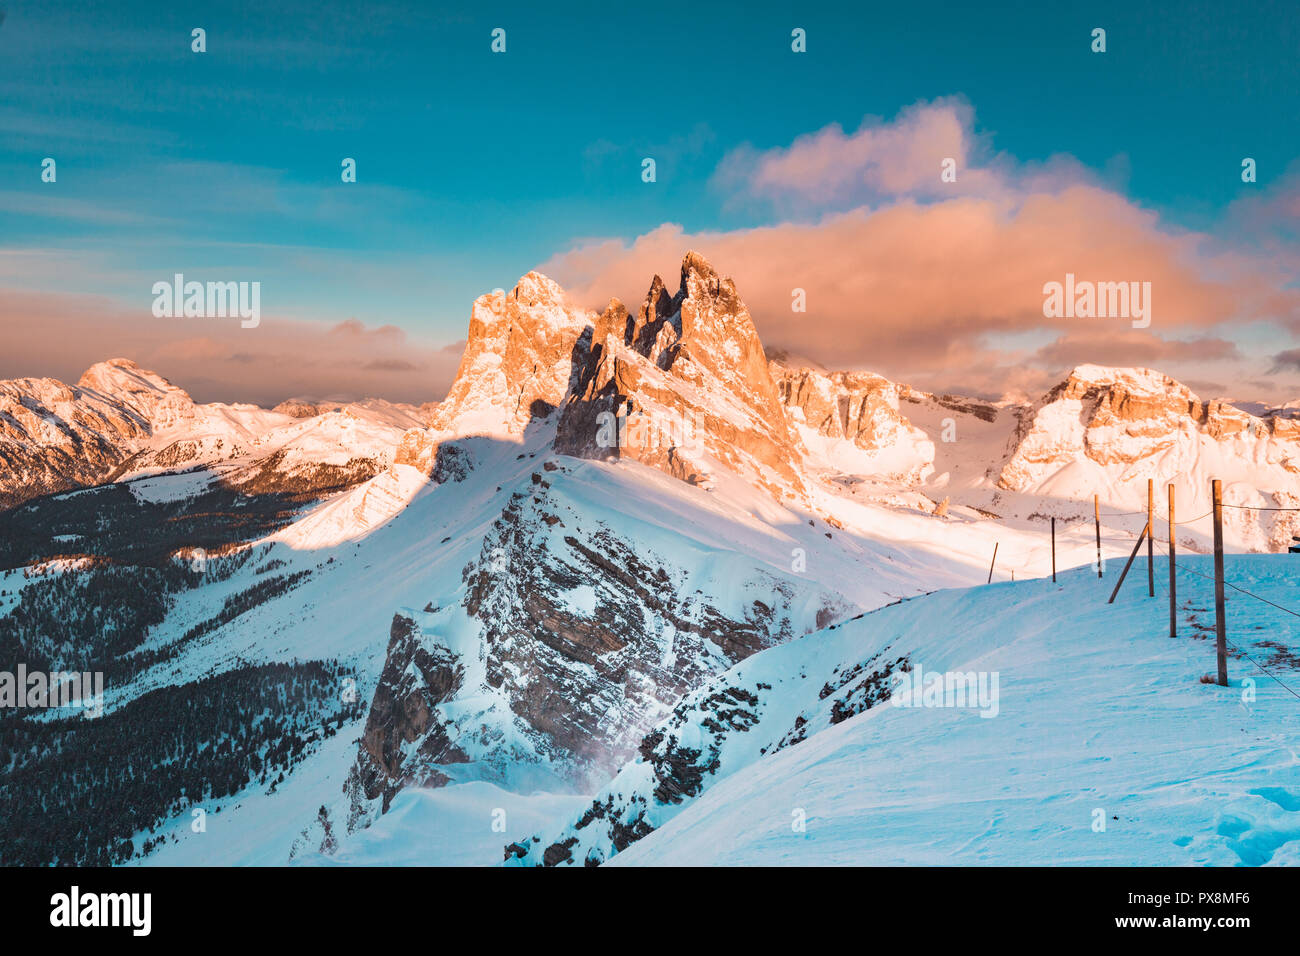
[681,249,718,283]
[508,270,570,311]
[678,249,743,318]
[644,273,671,308]
[555,251,808,501]
[430,270,595,435]
[596,297,629,345]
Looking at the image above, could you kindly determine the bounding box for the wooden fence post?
[1168,483,1177,638]
[1212,479,1228,686]
[1147,478,1155,597]
[1094,494,1102,578]
[1108,522,1149,604]
[987,542,999,584]
[1051,517,1056,583]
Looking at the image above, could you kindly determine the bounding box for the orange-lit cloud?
[543,102,1300,400]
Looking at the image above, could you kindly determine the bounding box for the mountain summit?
[430,271,592,436]
[555,250,807,499]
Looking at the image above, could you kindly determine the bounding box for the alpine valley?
[2,253,1298,867]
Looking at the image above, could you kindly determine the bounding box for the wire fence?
[1171,562,1300,620]
[1222,504,1300,512]
[982,490,1298,700]
[1015,501,1286,569]
[1001,508,1218,574]
[1151,538,1300,702]
[1011,489,1300,702]
[988,494,1297,584]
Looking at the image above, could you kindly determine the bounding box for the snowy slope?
[516,555,1299,866]
[300,784,589,867]
[130,414,1149,866]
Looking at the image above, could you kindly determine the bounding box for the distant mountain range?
[2,252,1298,867]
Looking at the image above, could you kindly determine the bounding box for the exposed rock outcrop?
[430,272,594,436]
[999,365,1300,492]
[555,252,808,501]
[773,362,936,482]
[393,430,474,483]
[346,613,468,815]
[460,480,798,779]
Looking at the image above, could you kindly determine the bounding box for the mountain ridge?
[5,253,1300,554]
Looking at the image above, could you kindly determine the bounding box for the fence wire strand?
[1152,540,1300,702]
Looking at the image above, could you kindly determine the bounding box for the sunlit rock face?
[556,251,808,502]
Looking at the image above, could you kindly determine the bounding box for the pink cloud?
[540,191,1300,399]
[538,101,1300,402]
[0,288,458,406]
[714,99,1021,211]
[1032,331,1241,368]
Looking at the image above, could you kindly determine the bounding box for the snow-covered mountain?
[0,358,427,512]
[995,365,1300,551]
[554,252,808,501]
[2,251,1298,868]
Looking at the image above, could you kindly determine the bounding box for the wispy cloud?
[1269,348,1300,374]
[712,98,1006,211]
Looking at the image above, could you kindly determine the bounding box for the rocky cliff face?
[773,363,937,482]
[346,613,468,815]
[430,272,594,436]
[998,365,1300,492]
[461,469,798,776]
[392,430,473,483]
[555,252,808,501]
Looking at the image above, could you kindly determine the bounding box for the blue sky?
[2,0,1298,403]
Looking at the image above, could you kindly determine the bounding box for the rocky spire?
[430,271,594,436]
[555,251,808,501]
